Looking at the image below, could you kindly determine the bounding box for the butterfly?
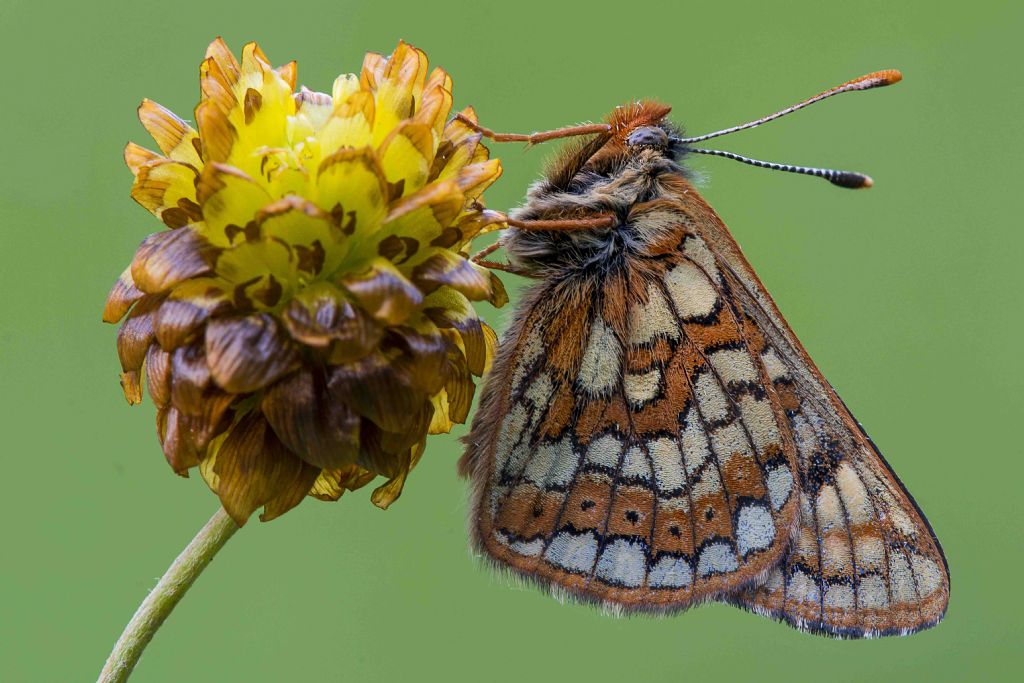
[456,71,949,638]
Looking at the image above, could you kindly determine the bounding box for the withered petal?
[205,314,300,393]
[340,258,423,326]
[213,411,315,525]
[443,349,474,424]
[281,282,379,352]
[261,369,361,470]
[103,267,144,323]
[145,343,172,408]
[260,459,319,522]
[155,299,213,350]
[116,295,163,374]
[170,344,213,415]
[410,249,492,301]
[384,327,449,395]
[130,228,218,295]
[160,407,202,475]
[309,464,376,501]
[327,352,425,433]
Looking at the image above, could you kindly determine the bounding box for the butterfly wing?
[460,236,801,611]
[680,189,950,636]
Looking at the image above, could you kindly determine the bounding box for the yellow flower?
[104,39,506,524]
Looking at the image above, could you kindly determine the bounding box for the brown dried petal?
[281,282,380,354]
[170,344,212,415]
[385,327,449,396]
[425,306,487,377]
[410,249,492,301]
[161,390,235,474]
[116,295,163,375]
[205,314,300,393]
[377,400,434,455]
[103,267,144,323]
[145,343,172,408]
[327,352,425,433]
[261,369,361,470]
[154,280,232,350]
[130,228,217,295]
[341,258,423,326]
[213,411,317,525]
[443,349,474,424]
[160,407,202,475]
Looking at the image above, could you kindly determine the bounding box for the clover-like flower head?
[105,39,506,523]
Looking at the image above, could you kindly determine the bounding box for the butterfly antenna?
[676,70,902,144]
[687,147,872,189]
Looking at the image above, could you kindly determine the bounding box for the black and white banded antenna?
[672,70,902,189]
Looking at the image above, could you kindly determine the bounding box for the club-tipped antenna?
[688,147,873,189]
[677,70,902,144]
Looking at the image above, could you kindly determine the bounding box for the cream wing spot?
[815,485,845,533]
[691,467,723,500]
[629,282,679,345]
[682,236,721,283]
[694,372,730,423]
[664,260,718,320]
[736,504,775,556]
[760,347,790,381]
[858,575,889,608]
[888,550,918,603]
[765,466,793,511]
[697,542,738,577]
[523,436,578,488]
[835,462,873,525]
[911,554,944,597]
[710,421,751,462]
[586,434,624,469]
[648,556,693,588]
[544,531,599,573]
[625,367,662,406]
[595,538,648,587]
[709,348,758,385]
[824,584,855,609]
[621,445,653,483]
[737,395,781,455]
[787,570,820,605]
[578,317,621,396]
[650,437,686,493]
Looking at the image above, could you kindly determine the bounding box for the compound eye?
[626,126,668,148]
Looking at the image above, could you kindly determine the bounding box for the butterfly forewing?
[462,230,801,610]
[687,192,950,636]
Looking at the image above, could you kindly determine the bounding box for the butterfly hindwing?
[461,238,801,611]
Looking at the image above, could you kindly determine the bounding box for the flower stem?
[98,506,240,683]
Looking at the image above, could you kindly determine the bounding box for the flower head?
[105,39,506,524]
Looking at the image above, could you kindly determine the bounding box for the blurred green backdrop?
[1,1,1021,680]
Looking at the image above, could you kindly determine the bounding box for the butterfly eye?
[626,126,668,148]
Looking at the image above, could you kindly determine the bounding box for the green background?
[1,0,1021,680]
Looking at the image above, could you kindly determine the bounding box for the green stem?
[97,506,240,683]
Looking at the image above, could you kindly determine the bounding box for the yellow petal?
[137,99,202,167]
[315,146,388,245]
[195,163,273,247]
[130,159,201,227]
[378,121,433,196]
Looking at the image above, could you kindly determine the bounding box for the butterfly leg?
[456,113,612,145]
